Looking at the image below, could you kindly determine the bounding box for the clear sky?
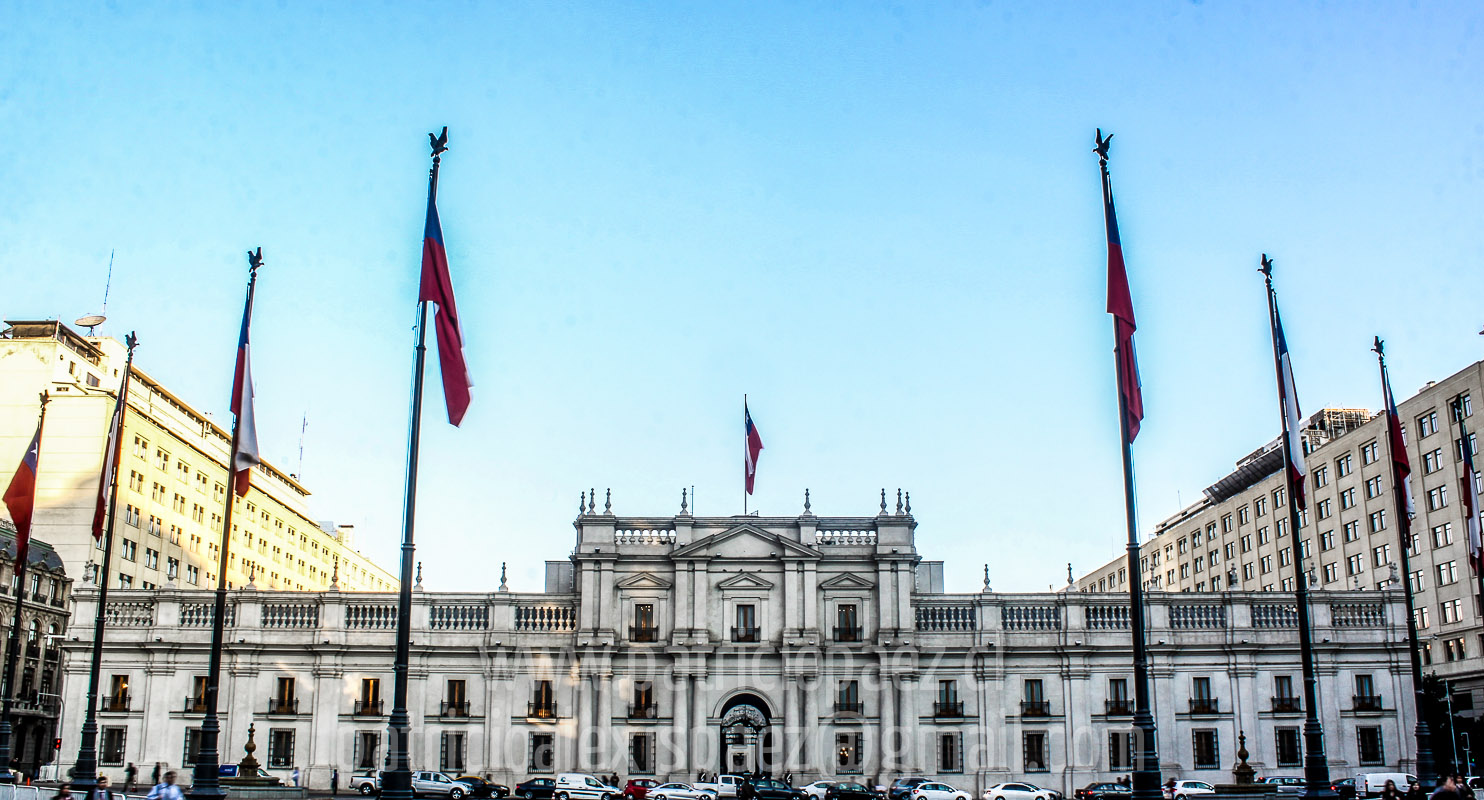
[2,2,1480,594]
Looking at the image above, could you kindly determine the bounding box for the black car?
[1330,779,1356,800]
[890,781,930,800]
[747,780,804,800]
[458,778,511,799]
[1076,784,1131,800]
[517,779,557,800]
[827,784,879,800]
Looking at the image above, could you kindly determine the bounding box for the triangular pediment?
[716,571,775,590]
[616,572,673,590]
[819,572,875,589]
[672,524,820,561]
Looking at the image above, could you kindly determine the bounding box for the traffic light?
[51,738,60,750]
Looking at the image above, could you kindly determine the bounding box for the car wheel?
[557,794,568,800]
[524,794,535,800]
[451,790,466,800]
[361,786,376,796]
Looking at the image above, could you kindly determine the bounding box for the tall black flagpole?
[1374,338,1436,788]
[1454,396,1484,773]
[188,250,263,800]
[71,333,139,798]
[382,129,446,800]
[1260,256,1334,800]
[1096,130,1161,800]
[0,393,47,782]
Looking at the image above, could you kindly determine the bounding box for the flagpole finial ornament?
[1259,253,1274,280]
[1373,336,1384,356]
[125,331,138,351]
[247,247,263,276]
[1094,128,1113,167]
[429,126,449,162]
[803,488,811,513]
[604,488,612,514]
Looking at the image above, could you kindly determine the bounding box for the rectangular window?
[355,731,380,771]
[1258,526,1270,545]
[1255,497,1268,517]
[274,676,296,712]
[1428,485,1449,512]
[1365,476,1384,499]
[268,729,295,768]
[1276,728,1301,766]
[1410,569,1425,593]
[443,679,468,717]
[632,681,654,719]
[183,727,203,765]
[1109,731,1134,770]
[1434,523,1454,548]
[1242,563,1254,581]
[734,604,758,642]
[633,603,656,642]
[836,732,862,773]
[1023,732,1048,772]
[1316,499,1332,520]
[1438,561,1458,586]
[1193,729,1219,768]
[1239,506,1251,525]
[1361,440,1379,465]
[1372,544,1391,569]
[1240,535,1252,554]
[441,731,467,773]
[101,726,126,766]
[529,733,554,771]
[838,680,861,713]
[1425,449,1444,474]
[1337,454,1353,477]
[1441,598,1463,624]
[835,603,860,642]
[531,679,554,717]
[1416,606,1430,630]
[1313,465,1329,488]
[1260,555,1273,574]
[1323,563,1338,583]
[1358,727,1384,765]
[1222,514,1234,532]
[938,732,962,772]
[1369,510,1387,533]
[1340,488,1357,510]
[1419,411,1439,438]
[1347,555,1362,576]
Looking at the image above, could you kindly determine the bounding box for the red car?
[627,780,661,800]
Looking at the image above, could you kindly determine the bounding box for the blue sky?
[2,2,1480,593]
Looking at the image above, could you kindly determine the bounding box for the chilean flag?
[1102,163,1144,441]
[231,292,262,496]
[1273,307,1307,509]
[4,418,43,565]
[92,381,127,539]
[1381,362,1414,518]
[420,182,472,427]
[1462,423,1483,576]
[744,401,764,496]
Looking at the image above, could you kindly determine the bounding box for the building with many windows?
[0,524,73,780]
[59,501,1410,791]
[0,319,395,593]
[1078,358,1484,698]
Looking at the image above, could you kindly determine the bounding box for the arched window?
[27,619,39,642]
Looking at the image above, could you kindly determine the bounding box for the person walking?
[292,767,301,788]
[125,764,137,794]
[146,771,185,800]
[96,775,117,800]
[1433,776,1462,800]
[1382,781,1402,800]
[52,783,72,800]
[332,768,340,797]
[151,765,161,788]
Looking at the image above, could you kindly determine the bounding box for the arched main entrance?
[717,693,774,776]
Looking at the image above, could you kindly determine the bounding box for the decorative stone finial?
[589,488,596,514]
[579,491,586,515]
[983,565,992,592]
[329,556,340,591]
[1067,563,1074,587]
[239,722,261,771]
[498,562,508,592]
[1233,730,1255,784]
[896,489,903,515]
[681,488,688,514]
[245,566,257,591]
[803,488,811,513]
[904,491,911,515]
[605,488,612,514]
[414,561,424,591]
[880,489,887,514]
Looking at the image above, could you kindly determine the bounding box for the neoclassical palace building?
[59,502,1413,791]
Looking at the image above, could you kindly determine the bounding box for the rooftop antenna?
[75,250,115,334]
[296,413,308,479]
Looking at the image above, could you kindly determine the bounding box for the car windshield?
[840,785,867,791]
[1190,784,1211,791]
[758,782,787,790]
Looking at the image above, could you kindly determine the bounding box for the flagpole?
[743,395,748,516]
[1373,338,1436,788]
[0,393,47,782]
[187,251,262,800]
[1260,257,1333,800]
[1453,396,1484,728]
[70,333,139,798]
[382,130,446,800]
[1097,132,1160,800]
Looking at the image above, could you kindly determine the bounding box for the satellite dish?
[76,314,106,334]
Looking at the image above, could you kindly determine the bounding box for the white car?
[1167,783,1213,800]
[983,785,1054,800]
[912,784,971,800]
[651,785,717,800]
[554,774,620,800]
[803,783,836,800]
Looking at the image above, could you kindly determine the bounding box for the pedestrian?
[1382,781,1401,800]
[1409,781,1427,800]
[151,764,161,788]
[332,768,340,797]
[1458,777,1476,800]
[52,783,71,800]
[292,767,301,788]
[97,775,117,800]
[1433,776,1461,800]
[125,764,137,794]
[146,771,184,800]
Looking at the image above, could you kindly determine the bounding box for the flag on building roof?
[4,417,43,564]
[1273,306,1308,509]
[231,284,262,496]
[420,179,472,427]
[1462,420,1482,575]
[1101,158,1144,441]
[744,401,764,496]
[1380,361,1414,518]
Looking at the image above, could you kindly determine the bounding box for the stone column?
[783,676,801,776]
[879,674,897,777]
[803,564,819,633]
[576,670,594,771]
[597,670,614,772]
[671,669,690,778]
[898,676,919,773]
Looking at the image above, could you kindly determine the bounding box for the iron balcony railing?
[833,625,862,643]
[441,700,471,718]
[1020,700,1052,717]
[732,626,760,643]
[1189,698,1220,715]
[528,701,557,719]
[1353,694,1383,711]
[628,703,658,719]
[629,625,659,643]
[1271,696,1302,713]
[183,696,207,714]
[1104,699,1133,716]
[267,697,299,715]
[834,700,864,715]
[932,700,964,718]
[102,693,130,713]
[352,698,383,716]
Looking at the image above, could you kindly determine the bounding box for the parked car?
[1075,784,1130,800]
[413,771,469,799]
[553,774,620,800]
[748,779,805,800]
[890,780,930,800]
[826,784,878,800]
[695,776,747,799]
[626,780,661,800]
[516,779,558,800]
[983,785,1055,800]
[1354,775,1418,798]
[911,784,971,800]
[802,783,836,800]
[1331,778,1356,800]
[1166,782,1213,800]
[457,777,511,799]
[220,764,281,784]
[649,784,719,800]
[1255,778,1305,796]
[352,771,384,795]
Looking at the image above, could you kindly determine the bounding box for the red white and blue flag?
[1102,163,1144,441]
[1462,423,1483,575]
[1273,306,1307,509]
[420,182,472,427]
[4,417,43,564]
[1380,363,1414,518]
[231,289,262,496]
[92,378,128,540]
[744,401,764,496]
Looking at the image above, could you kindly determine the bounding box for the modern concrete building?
[1078,358,1484,699]
[0,525,74,779]
[0,319,396,594]
[58,502,1411,792]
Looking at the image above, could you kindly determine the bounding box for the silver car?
[650,785,718,800]
[413,771,469,799]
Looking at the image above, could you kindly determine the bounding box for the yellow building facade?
[0,319,396,593]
